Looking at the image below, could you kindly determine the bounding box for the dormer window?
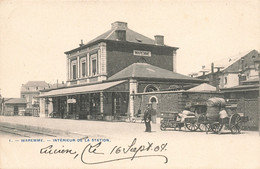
[136,38,142,42]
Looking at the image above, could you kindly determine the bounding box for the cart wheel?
[185,121,199,131]
[172,122,178,130]
[211,123,220,134]
[160,123,166,131]
[205,124,212,132]
[230,114,242,134]
[197,114,206,124]
[199,123,207,132]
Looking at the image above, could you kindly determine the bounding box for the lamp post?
[252,54,260,135]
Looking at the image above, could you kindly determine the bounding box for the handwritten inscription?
[40,138,168,165]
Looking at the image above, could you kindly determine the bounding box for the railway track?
[0,125,57,137]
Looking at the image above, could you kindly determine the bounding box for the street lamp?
[252,54,260,135]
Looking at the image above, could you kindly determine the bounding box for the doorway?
[14,106,18,115]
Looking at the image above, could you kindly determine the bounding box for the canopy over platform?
[39,80,127,97]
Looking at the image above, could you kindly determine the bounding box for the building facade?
[65,21,177,86]
[39,21,205,122]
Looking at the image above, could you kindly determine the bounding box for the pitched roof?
[65,21,177,54]
[4,98,27,104]
[187,83,216,92]
[87,28,156,45]
[108,63,205,82]
[23,81,49,87]
[196,50,259,76]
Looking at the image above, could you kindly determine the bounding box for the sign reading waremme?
[133,50,151,57]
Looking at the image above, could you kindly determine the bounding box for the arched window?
[144,84,159,93]
[149,96,158,111]
[149,96,158,104]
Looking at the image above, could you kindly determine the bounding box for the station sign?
[133,50,151,57]
[67,98,76,103]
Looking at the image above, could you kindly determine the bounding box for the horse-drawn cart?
[200,98,248,134]
[160,97,249,134]
[160,110,201,131]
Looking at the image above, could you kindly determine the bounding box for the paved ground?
[0,116,260,169]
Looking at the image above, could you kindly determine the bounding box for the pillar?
[129,79,137,118]
[75,95,80,119]
[48,98,53,116]
[77,56,80,84]
[66,96,69,112]
[39,98,45,117]
[100,92,104,115]
[67,57,70,81]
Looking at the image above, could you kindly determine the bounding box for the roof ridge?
[127,28,155,42]
[105,29,116,39]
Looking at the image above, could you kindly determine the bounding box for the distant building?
[20,81,66,116]
[194,50,259,89]
[1,98,27,116]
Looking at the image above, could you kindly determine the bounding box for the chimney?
[111,21,128,30]
[211,63,214,73]
[240,57,245,72]
[79,40,84,47]
[154,35,164,45]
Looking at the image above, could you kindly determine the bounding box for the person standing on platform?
[144,104,152,132]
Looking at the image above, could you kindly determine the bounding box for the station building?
[39,21,205,121]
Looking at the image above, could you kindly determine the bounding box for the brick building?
[39,21,205,121]
[133,83,222,123]
[221,77,259,130]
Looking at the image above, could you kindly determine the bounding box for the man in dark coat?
[144,104,152,132]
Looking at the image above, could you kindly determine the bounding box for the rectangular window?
[90,53,98,76]
[92,59,97,75]
[82,62,86,77]
[72,65,77,80]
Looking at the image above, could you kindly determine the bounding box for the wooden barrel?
[206,98,225,122]
[206,97,226,107]
[206,106,220,122]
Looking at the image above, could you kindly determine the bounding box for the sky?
[0,0,260,97]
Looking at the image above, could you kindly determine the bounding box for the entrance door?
[14,106,18,115]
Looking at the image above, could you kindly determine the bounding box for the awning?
[39,80,126,97]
